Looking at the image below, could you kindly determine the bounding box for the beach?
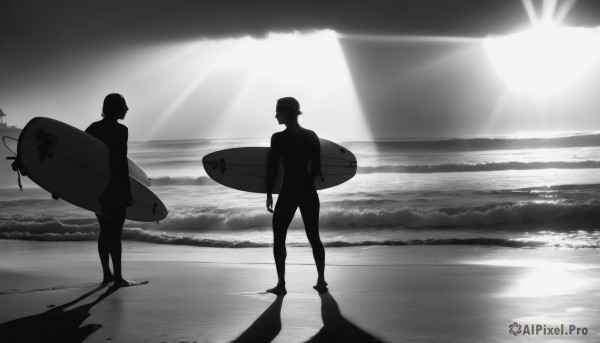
[1,240,599,342]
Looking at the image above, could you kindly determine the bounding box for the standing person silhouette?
[266,97,327,296]
[85,93,134,288]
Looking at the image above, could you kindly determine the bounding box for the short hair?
[102,93,126,117]
[276,97,302,116]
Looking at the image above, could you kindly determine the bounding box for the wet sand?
[1,240,599,342]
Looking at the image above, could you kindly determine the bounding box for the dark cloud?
[5,0,596,47]
[6,0,600,38]
[4,0,600,66]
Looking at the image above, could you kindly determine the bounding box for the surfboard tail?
[3,136,26,190]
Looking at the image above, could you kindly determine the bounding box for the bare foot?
[113,279,149,288]
[114,279,137,287]
[313,281,328,293]
[266,284,287,296]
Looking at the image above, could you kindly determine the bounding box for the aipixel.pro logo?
[509,322,589,336]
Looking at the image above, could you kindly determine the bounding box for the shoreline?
[1,240,599,342]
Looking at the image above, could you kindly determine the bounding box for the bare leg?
[267,241,287,296]
[268,194,296,296]
[300,190,327,292]
[96,214,113,284]
[106,205,129,287]
[268,230,288,296]
[110,229,123,282]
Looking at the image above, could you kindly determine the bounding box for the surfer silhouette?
[85,93,134,288]
[266,97,327,296]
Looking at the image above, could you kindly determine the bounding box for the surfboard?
[16,117,167,222]
[202,138,357,193]
[128,157,151,187]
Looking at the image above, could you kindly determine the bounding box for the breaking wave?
[150,176,216,186]
[358,161,600,174]
[2,200,600,237]
[0,227,578,248]
[355,133,600,152]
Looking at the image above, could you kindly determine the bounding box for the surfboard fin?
[9,155,24,191]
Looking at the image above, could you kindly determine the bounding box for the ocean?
[2,134,600,249]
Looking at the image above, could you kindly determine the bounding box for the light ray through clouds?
[522,0,540,26]
[338,32,507,138]
[337,33,485,85]
[146,69,213,140]
[553,0,578,24]
[537,0,578,25]
[143,30,371,141]
[105,1,599,141]
[393,44,484,86]
[541,0,558,23]
[336,1,599,138]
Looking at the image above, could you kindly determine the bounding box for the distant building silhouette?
[0,108,22,137]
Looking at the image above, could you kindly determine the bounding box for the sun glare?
[484,24,600,95]
[220,30,341,79]
[468,260,592,298]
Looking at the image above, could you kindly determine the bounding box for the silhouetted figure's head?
[275,97,301,126]
[102,93,129,120]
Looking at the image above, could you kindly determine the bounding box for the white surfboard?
[128,157,151,187]
[202,138,357,193]
[17,117,167,222]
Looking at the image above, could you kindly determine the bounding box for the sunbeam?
[136,30,372,141]
[522,0,540,26]
[553,0,578,24]
[145,68,213,140]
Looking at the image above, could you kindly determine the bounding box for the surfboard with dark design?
[16,117,167,222]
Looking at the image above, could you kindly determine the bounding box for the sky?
[2,0,600,141]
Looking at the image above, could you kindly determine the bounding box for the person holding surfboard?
[85,93,134,288]
[266,97,328,295]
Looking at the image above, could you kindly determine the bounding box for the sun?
[484,24,600,95]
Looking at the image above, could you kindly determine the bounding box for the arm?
[85,123,108,210]
[266,134,279,213]
[309,132,321,181]
[108,125,132,206]
[121,127,132,206]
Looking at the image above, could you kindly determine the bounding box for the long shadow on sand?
[0,284,117,343]
[306,292,384,343]
[231,295,284,343]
